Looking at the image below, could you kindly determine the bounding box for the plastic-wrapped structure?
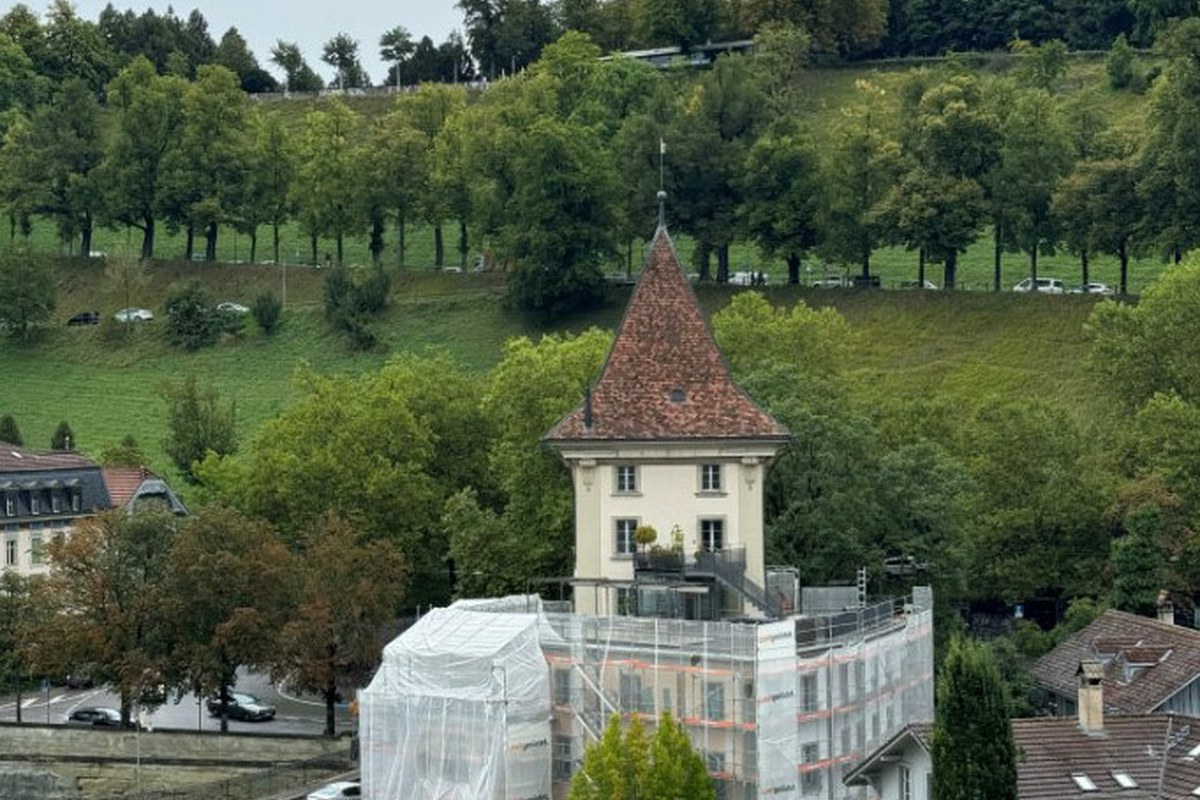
[360,603,552,800]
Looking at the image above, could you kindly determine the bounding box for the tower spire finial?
[657,137,667,229]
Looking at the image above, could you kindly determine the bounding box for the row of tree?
[0,506,404,736]
[7,23,1200,313]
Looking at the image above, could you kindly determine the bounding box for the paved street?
[0,672,356,737]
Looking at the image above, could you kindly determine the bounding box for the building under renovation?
[360,213,935,799]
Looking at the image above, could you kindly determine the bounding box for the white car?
[307,781,360,800]
[899,279,938,290]
[114,308,154,323]
[1012,277,1065,294]
[215,301,250,314]
[812,275,849,288]
[1071,282,1114,296]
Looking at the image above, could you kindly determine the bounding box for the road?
[0,672,356,737]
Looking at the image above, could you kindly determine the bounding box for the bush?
[164,282,221,350]
[1107,34,1134,90]
[50,421,75,450]
[353,266,391,314]
[0,414,23,446]
[324,265,352,320]
[251,292,283,334]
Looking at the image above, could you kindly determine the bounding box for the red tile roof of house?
[544,227,788,443]
[102,467,153,509]
[0,444,96,472]
[1012,715,1200,799]
[1030,609,1200,714]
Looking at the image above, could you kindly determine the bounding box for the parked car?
[114,308,154,323]
[1071,282,1115,296]
[67,707,129,728]
[307,781,361,800]
[66,311,100,326]
[812,275,849,288]
[899,279,938,290]
[1012,277,1065,294]
[215,301,249,314]
[206,691,276,721]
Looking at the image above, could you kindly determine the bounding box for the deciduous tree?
[272,513,406,736]
[161,375,237,481]
[0,246,53,341]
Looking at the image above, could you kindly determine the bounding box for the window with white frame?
[900,766,912,800]
[71,491,81,512]
[29,494,38,515]
[700,463,722,492]
[30,533,42,565]
[4,494,12,516]
[700,519,724,552]
[614,465,637,493]
[614,518,638,555]
[50,493,60,513]
[705,750,726,774]
[800,673,819,712]
[4,537,15,566]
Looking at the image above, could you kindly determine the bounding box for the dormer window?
[71,491,81,512]
[50,493,60,514]
[29,494,39,515]
[615,465,637,494]
[700,464,722,493]
[3,494,12,517]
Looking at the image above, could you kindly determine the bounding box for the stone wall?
[0,723,351,799]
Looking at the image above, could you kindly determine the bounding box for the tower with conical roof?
[544,219,790,618]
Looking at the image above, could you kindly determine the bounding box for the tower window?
[615,465,637,493]
[614,518,637,555]
[700,464,722,492]
[700,519,724,552]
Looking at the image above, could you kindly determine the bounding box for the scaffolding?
[360,589,934,800]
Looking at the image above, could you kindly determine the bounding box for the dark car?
[66,311,100,326]
[67,707,130,728]
[206,691,276,722]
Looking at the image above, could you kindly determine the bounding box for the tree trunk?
[458,220,468,268]
[860,248,870,280]
[993,223,1002,292]
[716,244,730,283]
[918,247,926,287]
[15,682,21,723]
[1119,239,1129,295]
[218,683,230,734]
[369,216,384,265]
[205,222,218,261]
[944,251,958,291]
[249,230,258,264]
[434,223,444,266]
[697,243,711,281]
[398,215,407,269]
[1030,247,1038,285]
[142,216,155,260]
[324,681,337,737]
[272,223,281,264]
[80,214,93,257]
[1080,250,1089,286]
[787,251,801,284]
[184,226,194,261]
[626,240,633,278]
[309,233,318,266]
[336,235,344,266]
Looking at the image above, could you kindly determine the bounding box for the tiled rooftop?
[1031,610,1200,714]
[0,445,97,472]
[544,227,788,443]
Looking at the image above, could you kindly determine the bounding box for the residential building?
[1030,608,1200,717]
[849,660,1200,799]
[1,445,185,576]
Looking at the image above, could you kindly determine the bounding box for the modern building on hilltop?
[1,445,186,576]
[361,218,934,800]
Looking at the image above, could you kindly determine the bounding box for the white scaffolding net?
[360,602,552,800]
[361,590,933,800]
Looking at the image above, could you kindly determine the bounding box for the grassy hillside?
[0,257,1110,497]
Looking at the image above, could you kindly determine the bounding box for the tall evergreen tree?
[931,636,1018,800]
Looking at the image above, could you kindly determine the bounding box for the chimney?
[1077,660,1105,734]
[1157,590,1175,625]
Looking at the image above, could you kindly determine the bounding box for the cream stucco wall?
[554,439,781,615]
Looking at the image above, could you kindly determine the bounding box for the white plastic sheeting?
[360,601,552,800]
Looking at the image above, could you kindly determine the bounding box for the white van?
[1012,277,1065,294]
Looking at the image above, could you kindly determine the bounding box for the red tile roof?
[1012,715,1200,799]
[1030,610,1200,714]
[102,467,154,509]
[544,228,788,443]
[0,444,97,472]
